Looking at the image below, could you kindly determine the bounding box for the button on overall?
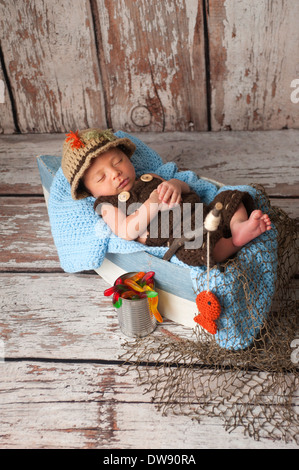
[118,191,130,202]
[140,174,153,182]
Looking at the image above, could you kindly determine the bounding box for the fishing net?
[119,185,299,443]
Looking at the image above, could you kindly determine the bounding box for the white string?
[207,231,210,292]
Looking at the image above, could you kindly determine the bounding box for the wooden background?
[1,0,299,134]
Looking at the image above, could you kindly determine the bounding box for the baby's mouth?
[118,178,129,189]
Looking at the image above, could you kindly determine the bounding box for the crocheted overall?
[94,175,254,266]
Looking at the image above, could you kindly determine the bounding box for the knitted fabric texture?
[95,176,255,266]
[48,131,278,350]
[194,291,222,334]
[120,198,298,443]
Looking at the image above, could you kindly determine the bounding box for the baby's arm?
[101,189,160,241]
[100,175,190,242]
[151,174,190,208]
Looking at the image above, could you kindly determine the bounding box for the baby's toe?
[251,209,263,220]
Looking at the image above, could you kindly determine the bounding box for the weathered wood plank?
[94,0,207,131]
[1,1,299,134]
[0,361,297,449]
[0,133,64,194]
[0,272,125,359]
[143,130,299,198]
[0,129,297,450]
[0,62,15,134]
[270,199,299,224]
[0,131,299,198]
[0,1,106,133]
[1,271,298,360]
[0,272,195,360]
[208,0,299,130]
[0,197,60,271]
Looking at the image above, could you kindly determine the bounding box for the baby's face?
[83,148,136,198]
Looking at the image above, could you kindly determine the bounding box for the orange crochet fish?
[194,291,221,335]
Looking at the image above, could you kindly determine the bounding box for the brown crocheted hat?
[61,128,136,200]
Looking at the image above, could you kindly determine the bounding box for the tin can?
[115,272,157,338]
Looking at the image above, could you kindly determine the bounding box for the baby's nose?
[112,167,121,178]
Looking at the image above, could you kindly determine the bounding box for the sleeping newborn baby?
[61,128,271,266]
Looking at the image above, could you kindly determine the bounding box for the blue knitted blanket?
[49,131,278,350]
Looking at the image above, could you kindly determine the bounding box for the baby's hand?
[148,189,173,212]
[148,189,161,205]
[156,180,182,208]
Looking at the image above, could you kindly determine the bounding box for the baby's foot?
[232,210,271,247]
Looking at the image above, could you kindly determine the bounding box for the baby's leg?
[212,237,240,263]
[230,204,271,247]
[212,203,271,262]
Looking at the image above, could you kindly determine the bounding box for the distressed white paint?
[1,130,299,197]
[0,197,61,269]
[0,0,106,132]
[1,1,299,132]
[96,0,206,131]
[185,0,199,80]
[2,361,297,448]
[0,131,298,449]
[212,0,299,130]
